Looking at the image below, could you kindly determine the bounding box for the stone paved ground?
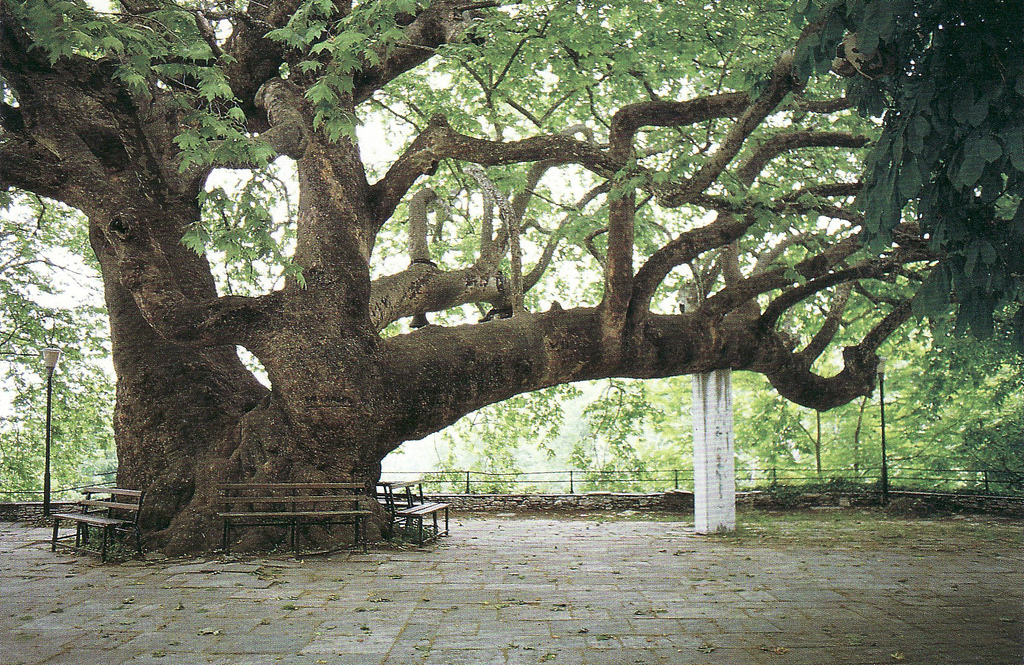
[1,511,1021,665]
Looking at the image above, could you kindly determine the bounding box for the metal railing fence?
[379,466,1023,496]
[0,471,116,502]
[3,467,1021,501]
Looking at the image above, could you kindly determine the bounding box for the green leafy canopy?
[794,0,1024,344]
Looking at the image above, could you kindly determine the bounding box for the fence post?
[770,467,777,485]
[674,469,679,490]
[465,471,471,494]
[569,470,574,495]
[984,470,990,494]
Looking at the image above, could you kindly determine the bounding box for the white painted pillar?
[692,369,736,533]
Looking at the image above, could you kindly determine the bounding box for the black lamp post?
[877,356,888,506]
[41,347,61,516]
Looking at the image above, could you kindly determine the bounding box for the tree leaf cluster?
[188,166,302,293]
[3,0,271,172]
[795,0,1024,343]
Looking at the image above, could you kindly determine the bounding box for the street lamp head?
[41,347,62,371]
[679,286,698,314]
[876,356,887,377]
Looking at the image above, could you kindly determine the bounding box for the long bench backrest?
[214,482,371,513]
[78,487,144,522]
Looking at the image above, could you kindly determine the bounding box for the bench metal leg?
[51,518,60,552]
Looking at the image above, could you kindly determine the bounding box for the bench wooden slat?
[217,510,371,519]
[51,487,145,562]
[52,512,127,526]
[396,502,449,517]
[216,482,365,490]
[81,487,143,498]
[394,502,449,544]
[79,499,141,511]
[214,481,372,554]
[378,480,422,490]
[213,495,365,504]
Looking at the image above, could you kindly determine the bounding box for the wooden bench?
[376,480,424,513]
[395,501,449,544]
[214,483,372,554]
[51,487,144,562]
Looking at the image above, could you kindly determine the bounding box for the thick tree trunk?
[89,221,270,550]
[91,216,399,552]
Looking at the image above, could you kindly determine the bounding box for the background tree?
[0,0,975,552]
[0,193,115,497]
[432,384,575,493]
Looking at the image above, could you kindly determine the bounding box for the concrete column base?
[692,369,736,533]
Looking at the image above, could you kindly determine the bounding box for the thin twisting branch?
[368,115,609,229]
[797,283,852,363]
[466,164,522,313]
[758,260,899,330]
[859,299,913,352]
[607,93,751,162]
[794,96,852,114]
[407,188,437,264]
[735,131,870,187]
[193,11,224,58]
[510,124,595,222]
[479,187,497,261]
[630,212,755,315]
[584,227,608,268]
[523,181,610,291]
[700,236,864,320]
[659,51,801,206]
[752,231,818,276]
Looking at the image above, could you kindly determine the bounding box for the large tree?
[0,0,965,552]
